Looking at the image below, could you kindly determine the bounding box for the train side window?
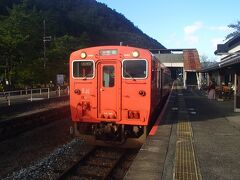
[123,60,147,79]
[73,61,94,79]
[103,66,114,87]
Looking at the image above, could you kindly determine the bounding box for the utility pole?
[43,19,51,69]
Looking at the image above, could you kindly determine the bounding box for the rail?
[0,86,69,106]
[58,146,126,179]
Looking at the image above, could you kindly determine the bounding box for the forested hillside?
[0,0,165,89]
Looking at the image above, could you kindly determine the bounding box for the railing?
[0,86,69,106]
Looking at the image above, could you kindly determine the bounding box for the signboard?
[56,74,64,86]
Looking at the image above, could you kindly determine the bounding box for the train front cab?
[70,46,154,147]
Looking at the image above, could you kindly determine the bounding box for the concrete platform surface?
[124,87,240,180]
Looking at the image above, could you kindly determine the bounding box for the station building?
[201,35,240,112]
[151,49,202,89]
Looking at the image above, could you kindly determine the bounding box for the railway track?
[58,146,135,180]
[3,137,138,179]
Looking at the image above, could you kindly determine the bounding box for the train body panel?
[69,46,171,145]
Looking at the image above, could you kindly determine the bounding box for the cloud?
[183,22,203,45]
[184,22,203,35]
[168,21,233,52]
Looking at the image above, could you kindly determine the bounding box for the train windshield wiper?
[81,75,87,80]
[124,70,136,81]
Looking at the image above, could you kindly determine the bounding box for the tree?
[226,20,240,40]
[39,33,90,85]
[200,55,218,69]
[0,2,42,88]
[200,55,209,63]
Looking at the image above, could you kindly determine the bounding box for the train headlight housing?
[128,111,140,119]
[139,90,146,96]
[132,50,140,58]
[80,52,87,59]
[74,89,81,95]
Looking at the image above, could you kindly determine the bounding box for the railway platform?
[125,84,240,180]
[0,96,69,121]
[0,96,70,142]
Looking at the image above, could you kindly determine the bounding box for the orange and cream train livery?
[69,46,172,146]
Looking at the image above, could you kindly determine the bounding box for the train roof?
[72,45,151,54]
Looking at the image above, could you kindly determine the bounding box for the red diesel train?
[69,45,172,147]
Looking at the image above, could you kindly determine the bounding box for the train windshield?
[123,60,147,79]
[73,60,94,78]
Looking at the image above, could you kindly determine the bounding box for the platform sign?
[56,74,64,86]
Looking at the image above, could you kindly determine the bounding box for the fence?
[0,86,69,106]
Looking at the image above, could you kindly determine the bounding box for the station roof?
[215,35,240,55]
[201,62,220,72]
[219,54,240,67]
[183,50,201,71]
[201,54,240,72]
[154,54,183,63]
[151,49,201,71]
[202,35,240,72]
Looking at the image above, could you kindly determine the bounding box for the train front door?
[97,61,121,120]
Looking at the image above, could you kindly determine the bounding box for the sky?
[96,0,239,61]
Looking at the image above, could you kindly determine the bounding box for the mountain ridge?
[0,0,165,88]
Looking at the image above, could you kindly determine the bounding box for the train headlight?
[80,52,87,59]
[132,50,140,58]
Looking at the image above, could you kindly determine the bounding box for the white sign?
[56,74,64,85]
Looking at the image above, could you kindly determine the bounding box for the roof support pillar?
[234,73,240,112]
[183,70,187,89]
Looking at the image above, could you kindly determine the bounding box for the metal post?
[234,73,237,112]
[67,86,70,95]
[58,86,61,97]
[48,88,50,99]
[207,73,210,86]
[30,89,33,102]
[40,88,42,95]
[7,92,10,106]
[43,20,46,69]
[43,20,51,69]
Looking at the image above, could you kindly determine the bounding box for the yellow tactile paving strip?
[173,96,202,180]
